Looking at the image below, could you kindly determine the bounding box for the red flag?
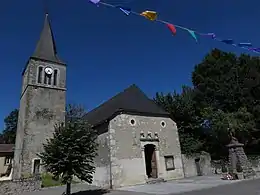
[166,23,176,35]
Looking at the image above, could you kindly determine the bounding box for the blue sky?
[0,0,259,129]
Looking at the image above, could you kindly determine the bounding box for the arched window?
[44,72,52,85]
[53,69,58,86]
[37,67,43,83]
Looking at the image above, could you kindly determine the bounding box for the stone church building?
[10,13,211,190]
[84,84,184,188]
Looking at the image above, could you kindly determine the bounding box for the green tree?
[155,86,204,155]
[1,109,19,144]
[38,104,98,195]
[192,49,260,154]
[201,106,256,159]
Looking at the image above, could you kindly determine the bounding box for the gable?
[84,84,169,126]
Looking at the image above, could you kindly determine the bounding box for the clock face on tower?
[44,67,53,75]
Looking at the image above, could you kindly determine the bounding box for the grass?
[41,173,79,188]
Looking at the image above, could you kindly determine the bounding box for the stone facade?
[92,132,111,188]
[12,58,66,179]
[0,177,41,195]
[92,113,184,188]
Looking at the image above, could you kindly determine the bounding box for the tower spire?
[31,13,64,64]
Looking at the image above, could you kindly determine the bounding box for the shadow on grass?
[72,189,110,195]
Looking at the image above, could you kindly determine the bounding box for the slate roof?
[0,144,14,153]
[22,13,65,75]
[84,84,169,126]
[31,13,65,65]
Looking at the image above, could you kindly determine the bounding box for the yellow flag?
[140,11,157,21]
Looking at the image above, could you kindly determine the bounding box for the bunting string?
[89,0,260,54]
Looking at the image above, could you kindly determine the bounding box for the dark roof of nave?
[84,84,169,127]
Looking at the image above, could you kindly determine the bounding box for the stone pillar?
[227,147,237,173]
[154,146,163,178]
[141,146,148,180]
[227,137,255,179]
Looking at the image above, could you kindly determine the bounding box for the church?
[84,84,184,188]
[10,13,211,189]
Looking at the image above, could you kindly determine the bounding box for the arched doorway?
[144,144,157,178]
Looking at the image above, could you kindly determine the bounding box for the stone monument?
[227,135,255,179]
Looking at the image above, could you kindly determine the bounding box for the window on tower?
[44,72,52,85]
[53,69,58,86]
[37,67,43,83]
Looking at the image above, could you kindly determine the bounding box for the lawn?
[41,173,79,188]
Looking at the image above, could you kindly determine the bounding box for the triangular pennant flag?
[166,23,176,35]
[200,33,216,39]
[187,30,197,42]
[238,43,252,47]
[116,6,131,15]
[207,33,216,39]
[140,11,157,21]
[249,48,260,53]
[221,39,234,44]
[89,0,100,4]
[254,48,260,52]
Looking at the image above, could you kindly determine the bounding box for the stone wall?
[211,155,260,176]
[0,177,41,195]
[92,132,111,188]
[182,152,213,178]
[248,156,260,176]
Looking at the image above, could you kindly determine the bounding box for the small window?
[33,159,41,175]
[129,118,136,126]
[4,157,12,166]
[160,121,166,128]
[53,69,58,86]
[165,155,175,171]
[47,74,51,85]
[37,67,43,83]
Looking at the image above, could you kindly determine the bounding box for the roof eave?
[90,109,170,128]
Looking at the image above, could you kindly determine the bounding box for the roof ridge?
[84,84,169,126]
[85,84,138,114]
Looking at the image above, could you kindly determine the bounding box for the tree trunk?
[66,182,71,195]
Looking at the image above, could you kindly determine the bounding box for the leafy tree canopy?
[0,109,18,144]
[155,48,260,158]
[38,104,98,195]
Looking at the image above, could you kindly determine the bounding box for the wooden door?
[151,150,158,178]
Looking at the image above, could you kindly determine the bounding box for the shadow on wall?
[72,189,109,195]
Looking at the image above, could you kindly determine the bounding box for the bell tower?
[12,14,66,179]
